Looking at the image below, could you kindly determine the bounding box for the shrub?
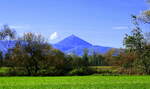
[68,67,95,76]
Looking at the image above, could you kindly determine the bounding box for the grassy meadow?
[0,76,150,89]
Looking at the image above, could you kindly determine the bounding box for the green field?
[0,76,150,89]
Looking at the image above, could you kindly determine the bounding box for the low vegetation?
[1,76,150,89]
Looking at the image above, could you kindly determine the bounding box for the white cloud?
[112,26,129,30]
[49,32,59,40]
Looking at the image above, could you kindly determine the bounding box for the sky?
[0,0,149,48]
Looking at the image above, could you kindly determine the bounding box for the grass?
[0,76,150,89]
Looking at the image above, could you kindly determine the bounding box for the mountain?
[0,35,113,56]
[53,35,92,51]
[53,35,112,55]
[0,40,16,54]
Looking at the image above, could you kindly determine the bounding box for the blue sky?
[0,0,149,48]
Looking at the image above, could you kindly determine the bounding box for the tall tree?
[82,49,89,66]
[123,14,150,74]
[123,16,145,53]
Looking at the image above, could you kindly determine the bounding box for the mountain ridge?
[53,35,112,55]
[0,35,113,56]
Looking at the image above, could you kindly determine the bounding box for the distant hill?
[0,40,16,54]
[53,35,112,55]
[0,35,113,56]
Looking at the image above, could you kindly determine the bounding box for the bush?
[68,67,95,76]
[0,67,27,76]
[36,67,68,76]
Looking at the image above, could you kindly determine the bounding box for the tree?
[130,0,150,74]
[82,49,89,66]
[6,32,69,76]
[0,25,16,40]
[0,51,3,67]
[135,32,150,74]
[70,54,84,68]
[0,25,16,67]
[139,45,150,74]
[121,51,137,69]
[123,16,143,70]
[104,48,116,65]
[123,14,150,74]
[7,32,51,75]
[123,16,145,54]
[89,52,106,66]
